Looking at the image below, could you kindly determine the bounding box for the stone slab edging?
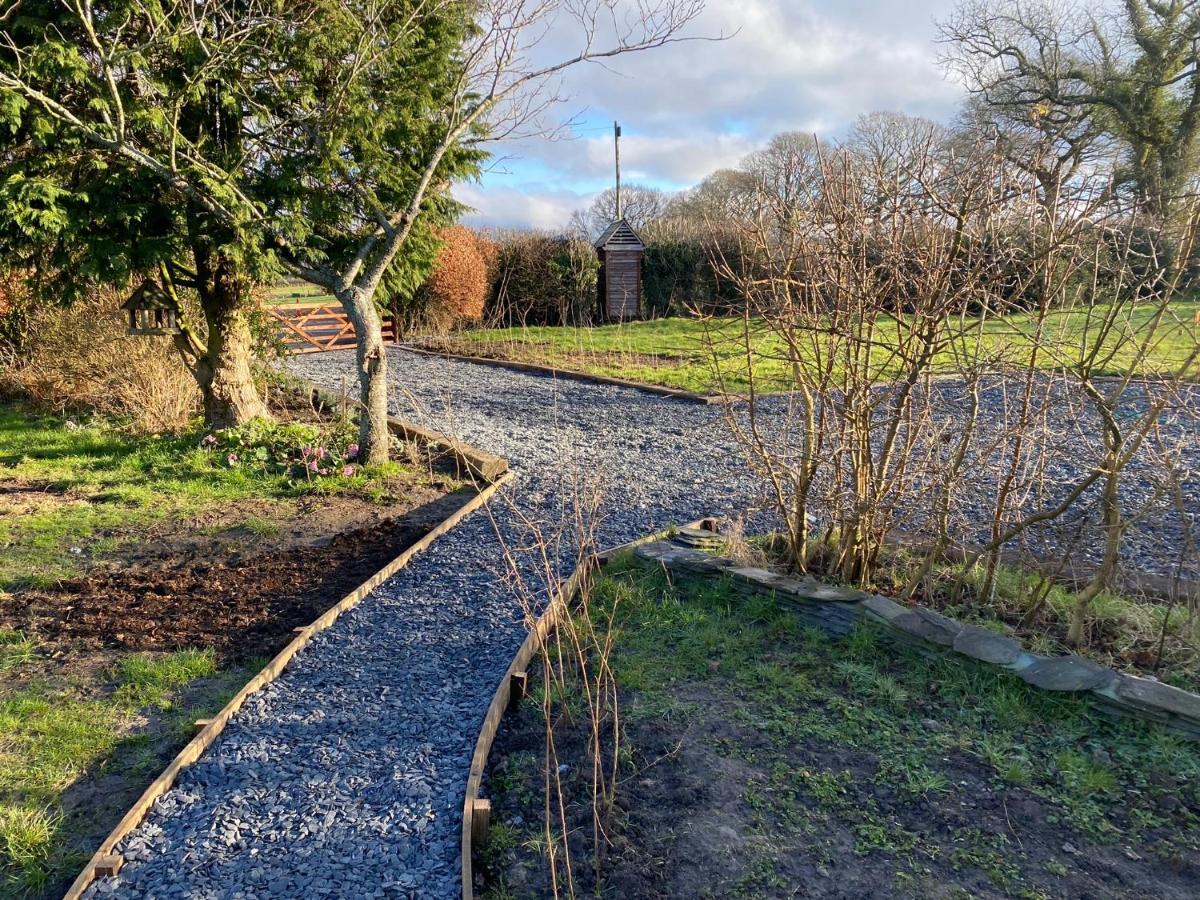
[461,518,719,900]
[634,530,1200,743]
[400,344,717,405]
[65,471,515,900]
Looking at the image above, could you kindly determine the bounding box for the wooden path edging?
[400,344,717,405]
[65,472,514,900]
[302,382,509,483]
[460,518,718,900]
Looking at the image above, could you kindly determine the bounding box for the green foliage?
[200,419,364,483]
[0,1,484,323]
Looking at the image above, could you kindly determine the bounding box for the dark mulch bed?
[2,489,471,665]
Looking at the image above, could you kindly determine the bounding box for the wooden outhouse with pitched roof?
[594,219,645,321]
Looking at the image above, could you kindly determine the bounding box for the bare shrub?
[709,126,1200,648]
[2,284,198,432]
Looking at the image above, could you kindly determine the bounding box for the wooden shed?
[595,219,645,321]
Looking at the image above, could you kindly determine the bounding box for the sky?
[456,0,965,230]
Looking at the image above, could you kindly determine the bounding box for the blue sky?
[456,0,965,230]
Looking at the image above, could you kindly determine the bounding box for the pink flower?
[226,452,239,466]
[307,460,319,472]
[346,444,359,460]
[342,465,356,477]
[318,467,329,475]
[316,447,328,460]
[201,434,217,447]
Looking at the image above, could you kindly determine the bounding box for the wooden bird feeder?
[121,279,180,336]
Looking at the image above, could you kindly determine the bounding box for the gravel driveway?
[91,349,1197,899]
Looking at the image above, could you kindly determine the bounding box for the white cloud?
[454,182,596,231]
[466,0,964,228]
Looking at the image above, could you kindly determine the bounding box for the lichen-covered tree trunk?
[175,250,272,429]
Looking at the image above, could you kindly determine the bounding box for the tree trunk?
[181,252,272,429]
[341,287,390,466]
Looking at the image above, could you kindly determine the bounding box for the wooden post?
[94,855,123,878]
[614,121,622,220]
[471,798,491,848]
[508,671,528,711]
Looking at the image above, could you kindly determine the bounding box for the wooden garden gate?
[267,301,397,355]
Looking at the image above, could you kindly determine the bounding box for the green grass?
[263,283,335,306]
[0,405,412,591]
[438,300,1200,394]
[561,555,1200,895]
[0,642,257,897]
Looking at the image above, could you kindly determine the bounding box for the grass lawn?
[263,283,335,306]
[426,300,1200,394]
[480,555,1200,899]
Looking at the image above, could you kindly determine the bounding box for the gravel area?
[91,349,1197,899]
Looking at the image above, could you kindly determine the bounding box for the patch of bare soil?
[0,487,470,665]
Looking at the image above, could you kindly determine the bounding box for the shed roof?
[594,219,645,251]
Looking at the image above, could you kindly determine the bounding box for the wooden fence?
[267,301,397,355]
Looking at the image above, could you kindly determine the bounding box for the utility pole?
[614,121,622,220]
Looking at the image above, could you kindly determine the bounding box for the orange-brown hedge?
[420,226,496,331]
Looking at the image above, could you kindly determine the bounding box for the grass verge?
[0,643,263,898]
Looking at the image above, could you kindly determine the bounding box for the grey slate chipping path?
[91,349,1198,899]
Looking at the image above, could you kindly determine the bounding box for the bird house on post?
[121,279,181,336]
[595,121,645,321]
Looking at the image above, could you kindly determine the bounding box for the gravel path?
[91,349,1197,899]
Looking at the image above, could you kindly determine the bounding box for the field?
[263,283,336,306]
[423,300,1200,394]
[0,398,459,897]
[479,555,1200,899]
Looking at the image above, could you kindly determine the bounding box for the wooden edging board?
[302,380,509,483]
[399,344,717,405]
[460,518,718,900]
[65,471,515,900]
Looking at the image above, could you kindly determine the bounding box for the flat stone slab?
[952,625,1023,666]
[862,594,906,622]
[634,540,676,561]
[1114,675,1200,723]
[889,607,963,646]
[1020,655,1116,692]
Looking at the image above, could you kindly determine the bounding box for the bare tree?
[939,0,1200,220]
[583,184,671,235]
